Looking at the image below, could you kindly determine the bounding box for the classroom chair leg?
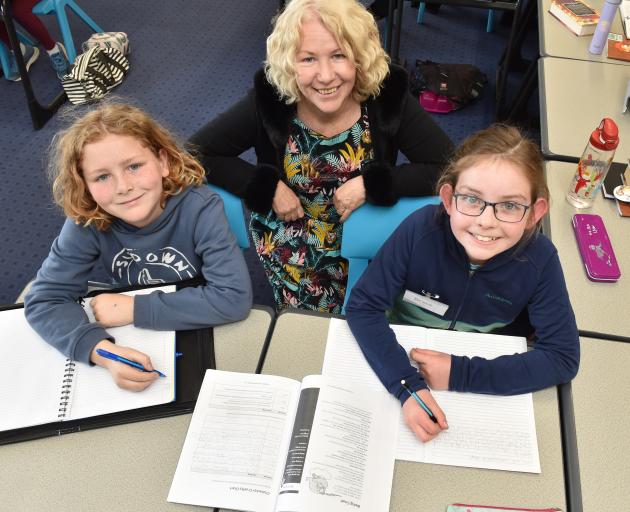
[486,9,494,33]
[417,2,425,23]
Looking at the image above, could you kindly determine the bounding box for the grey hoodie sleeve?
[132,192,253,329]
[24,220,112,364]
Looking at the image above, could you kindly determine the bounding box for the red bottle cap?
[589,118,619,151]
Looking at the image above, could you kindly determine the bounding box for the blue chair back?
[210,185,250,250]
[32,0,104,62]
[341,196,441,311]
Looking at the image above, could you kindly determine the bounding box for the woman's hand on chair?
[333,175,366,222]
[273,181,304,222]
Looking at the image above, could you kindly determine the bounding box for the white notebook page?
[0,308,68,431]
[72,287,176,420]
[0,286,176,432]
[322,319,540,473]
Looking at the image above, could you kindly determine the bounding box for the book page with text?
[297,377,398,512]
[322,319,424,461]
[168,370,301,512]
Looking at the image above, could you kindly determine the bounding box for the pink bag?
[419,91,457,114]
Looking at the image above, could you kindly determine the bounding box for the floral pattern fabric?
[251,107,374,313]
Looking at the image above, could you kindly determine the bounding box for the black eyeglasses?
[453,193,530,223]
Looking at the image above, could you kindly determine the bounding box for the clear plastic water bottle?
[566,118,619,208]
[588,0,622,55]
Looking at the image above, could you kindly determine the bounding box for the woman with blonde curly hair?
[25,102,252,391]
[191,0,453,313]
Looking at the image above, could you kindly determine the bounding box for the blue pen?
[96,348,166,377]
[401,379,438,423]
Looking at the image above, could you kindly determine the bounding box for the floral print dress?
[251,107,374,313]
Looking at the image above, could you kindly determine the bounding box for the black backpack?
[409,60,488,111]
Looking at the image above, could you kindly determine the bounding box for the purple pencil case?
[572,214,621,282]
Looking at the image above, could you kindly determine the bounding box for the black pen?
[401,379,438,423]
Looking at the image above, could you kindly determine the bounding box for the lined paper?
[322,319,540,473]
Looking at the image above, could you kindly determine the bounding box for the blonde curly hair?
[265,0,390,104]
[49,102,205,231]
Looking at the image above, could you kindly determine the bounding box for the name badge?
[403,289,449,316]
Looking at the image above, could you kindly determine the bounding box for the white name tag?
[403,289,449,316]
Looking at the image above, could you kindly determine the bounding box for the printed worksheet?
[168,370,399,512]
[322,319,541,473]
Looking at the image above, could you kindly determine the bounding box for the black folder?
[0,279,215,445]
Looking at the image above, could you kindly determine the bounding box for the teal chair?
[210,185,250,250]
[341,196,441,311]
[32,0,104,62]
[0,29,36,79]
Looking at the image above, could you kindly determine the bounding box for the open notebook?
[0,287,176,433]
[323,319,540,474]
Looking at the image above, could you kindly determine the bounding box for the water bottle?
[566,118,619,208]
[588,0,622,55]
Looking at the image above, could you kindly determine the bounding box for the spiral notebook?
[0,287,176,433]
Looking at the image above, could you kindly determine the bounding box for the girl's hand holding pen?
[90,293,134,327]
[90,340,158,392]
[411,348,451,390]
[402,388,448,443]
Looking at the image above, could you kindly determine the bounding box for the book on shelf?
[607,33,630,62]
[0,286,176,433]
[549,0,600,36]
[322,319,541,474]
[168,370,398,512]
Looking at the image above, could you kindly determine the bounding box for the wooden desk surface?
[0,307,274,512]
[572,337,630,511]
[539,57,630,160]
[539,0,630,66]
[545,162,629,338]
[260,311,567,512]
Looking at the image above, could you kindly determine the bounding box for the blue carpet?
[0,0,534,306]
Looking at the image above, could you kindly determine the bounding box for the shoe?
[48,42,70,79]
[4,43,40,82]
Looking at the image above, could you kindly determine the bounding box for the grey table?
[539,57,630,160]
[571,337,630,511]
[545,161,629,339]
[0,306,274,512]
[259,310,568,512]
[539,0,630,66]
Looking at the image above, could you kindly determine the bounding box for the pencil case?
[447,505,562,512]
[572,213,621,282]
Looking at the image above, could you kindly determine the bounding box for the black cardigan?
[189,64,454,214]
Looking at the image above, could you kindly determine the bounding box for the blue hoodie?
[346,205,579,405]
[25,186,252,364]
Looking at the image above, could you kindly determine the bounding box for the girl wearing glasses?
[346,124,579,443]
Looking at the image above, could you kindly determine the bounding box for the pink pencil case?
[447,506,562,512]
[572,214,621,282]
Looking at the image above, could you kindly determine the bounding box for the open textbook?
[323,319,541,474]
[0,287,176,433]
[168,370,399,512]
